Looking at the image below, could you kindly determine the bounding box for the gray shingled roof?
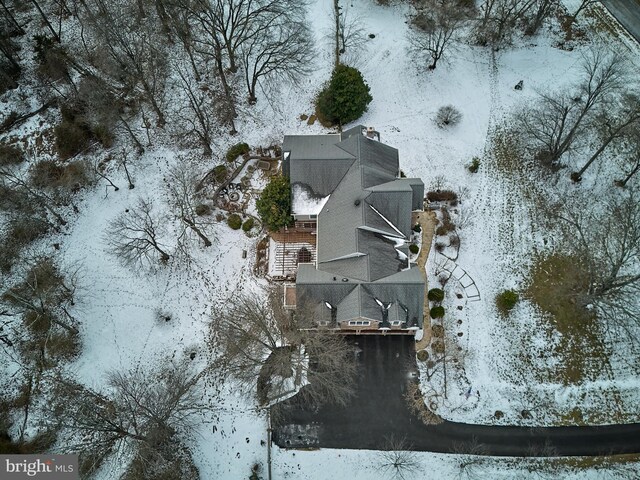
[283,134,355,197]
[289,127,425,329]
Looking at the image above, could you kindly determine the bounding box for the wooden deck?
[270,230,317,245]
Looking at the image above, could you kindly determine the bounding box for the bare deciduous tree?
[79,0,168,127]
[176,67,215,155]
[1,256,80,367]
[474,0,536,47]
[377,435,422,480]
[165,163,214,248]
[409,0,471,70]
[553,188,640,340]
[615,128,640,188]
[0,166,67,226]
[53,362,206,478]
[572,94,640,181]
[211,289,357,408]
[524,0,556,36]
[518,49,625,168]
[240,18,314,104]
[106,198,171,267]
[332,0,366,65]
[570,0,597,23]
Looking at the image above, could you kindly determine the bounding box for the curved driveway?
[273,336,640,456]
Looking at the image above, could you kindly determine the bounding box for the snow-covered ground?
[2,0,640,478]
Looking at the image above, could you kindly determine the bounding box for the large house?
[282,125,425,334]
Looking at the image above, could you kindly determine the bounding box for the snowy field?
[2,0,640,478]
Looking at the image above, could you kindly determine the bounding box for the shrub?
[316,64,372,126]
[30,160,64,188]
[195,204,212,216]
[468,157,480,173]
[436,223,455,236]
[0,216,49,272]
[226,142,250,162]
[227,214,242,230]
[409,244,419,254]
[430,306,445,318]
[45,332,81,361]
[431,324,444,337]
[0,111,19,131]
[432,340,445,354]
[426,190,458,202]
[436,105,462,128]
[496,289,519,315]
[413,223,422,233]
[213,165,227,182]
[256,175,292,231]
[416,350,429,362]
[34,35,69,81]
[0,143,24,166]
[54,119,93,159]
[242,218,254,232]
[30,159,91,191]
[92,124,114,148]
[428,288,445,302]
[0,430,57,455]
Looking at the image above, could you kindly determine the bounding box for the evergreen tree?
[256,175,292,231]
[316,64,372,126]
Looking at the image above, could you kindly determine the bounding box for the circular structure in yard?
[229,191,240,202]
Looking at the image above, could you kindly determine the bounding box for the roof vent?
[354,199,361,206]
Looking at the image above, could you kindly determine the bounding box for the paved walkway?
[273,336,640,456]
[413,210,436,351]
[437,254,481,302]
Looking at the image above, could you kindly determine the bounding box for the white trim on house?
[348,320,371,326]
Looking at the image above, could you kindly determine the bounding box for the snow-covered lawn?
[2,0,640,478]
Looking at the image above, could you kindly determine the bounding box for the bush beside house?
[256,175,292,231]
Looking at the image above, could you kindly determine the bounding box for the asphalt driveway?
[272,336,640,456]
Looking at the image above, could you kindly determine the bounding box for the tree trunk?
[154,0,173,41]
[572,135,617,181]
[616,158,640,187]
[182,217,212,247]
[333,0,340,66]
[122,159,134,189]
[0,0,24,35]
[30,0,61,42]
[574,117,640,181]
[119,115,145,155]
[248,74,258,104]
[184,42,200,82]
[141,81,166,128]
